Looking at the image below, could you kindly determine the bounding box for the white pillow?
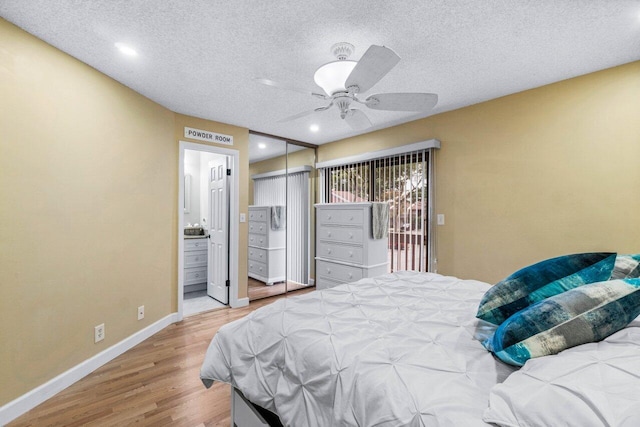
[483,320,640,427]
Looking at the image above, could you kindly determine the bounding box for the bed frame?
[232,387,283,427]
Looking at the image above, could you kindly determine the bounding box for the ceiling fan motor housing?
[331,42,354,60]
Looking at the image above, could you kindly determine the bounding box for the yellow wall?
[0,18,252,406]
[175,114,250,299]
[318,61,640,283]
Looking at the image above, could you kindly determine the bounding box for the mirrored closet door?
[247,133,317,301]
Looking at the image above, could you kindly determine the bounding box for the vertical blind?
[319,149,435,273]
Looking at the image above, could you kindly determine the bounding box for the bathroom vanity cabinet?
[184,236,208,293]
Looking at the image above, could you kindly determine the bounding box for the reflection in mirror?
[183,174,191,214]
[286,145,316,291]
[248,135,288,301]
[247,133,317,301]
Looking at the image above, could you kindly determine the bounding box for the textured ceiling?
[2,0,640,147]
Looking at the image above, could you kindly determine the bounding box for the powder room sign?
[184,127,234,145]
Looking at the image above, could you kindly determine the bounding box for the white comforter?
[200,271,516,426]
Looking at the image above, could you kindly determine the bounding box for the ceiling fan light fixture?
[313,60,356,96]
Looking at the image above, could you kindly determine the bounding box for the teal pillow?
[485,278,640,366]
[476,253,616,325]
[610,254,640,279]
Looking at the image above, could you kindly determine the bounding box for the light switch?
[437,214,445,225]
[240,213,246,223]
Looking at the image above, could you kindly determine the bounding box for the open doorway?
[178,141,240,319]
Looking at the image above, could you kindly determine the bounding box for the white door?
[208,156,229,304]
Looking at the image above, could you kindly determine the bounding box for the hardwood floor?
[8,288,313,427]
[248,277,314,301]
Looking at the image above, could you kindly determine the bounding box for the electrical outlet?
[137,305,145,320]
[94,323,105,343]
[437,214,445,226]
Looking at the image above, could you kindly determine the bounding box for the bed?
[200,271,640,426]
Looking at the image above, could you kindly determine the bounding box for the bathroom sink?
[184,226,206,236]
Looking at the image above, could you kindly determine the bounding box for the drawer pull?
[348,273,353,279]
[349,251,353,257]
[195,273,200,278]
[326,248,332,254]
[349,216,354,221]
[349,232,353,239]
[327,231,332,237]
[327,214,332,220]
[259,253,263,258]
[194,257,199,262]
[326,268,331,274]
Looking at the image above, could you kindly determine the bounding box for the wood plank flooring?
[247,277,313,301]
[8,288,313,427]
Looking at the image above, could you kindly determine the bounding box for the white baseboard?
[232,297,249,308]
[0,312,179,426]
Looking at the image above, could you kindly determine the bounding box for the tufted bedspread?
[200,271,517,426]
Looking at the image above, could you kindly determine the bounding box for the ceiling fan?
[256,42,438,130]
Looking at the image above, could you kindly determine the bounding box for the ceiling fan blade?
[365,93,438,111]
[345,45,400,94]
[344,109,372,130]
[277,108,320,123]
[255,78,328,99]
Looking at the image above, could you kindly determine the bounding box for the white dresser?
[184,236,208,293]
[248,206,286,285]
[315,203,388,290]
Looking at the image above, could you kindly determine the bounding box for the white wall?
[184,149,201,226]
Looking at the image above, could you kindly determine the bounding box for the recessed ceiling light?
[258,143,267,149]
[115,42,138,57]
[310,124,319,132]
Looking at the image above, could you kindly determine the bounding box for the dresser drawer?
[317,241,363,264]
[185,251,207,268]
[248,260,268,277]
[317,225,364,244]
[317,260,363,283]
[248,208,269,222]
[248,221,268,235]
[315,276,344,291]
[185,238,208,251]
[248,233,267,248]
[248,246,267,262]
[318,208,364,226]
[184,267,207,285]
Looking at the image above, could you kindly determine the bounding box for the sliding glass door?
[320,149,432,272]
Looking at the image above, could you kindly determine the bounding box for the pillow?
[610,254,640,279]
[477,252,616,325]
[483,324,640,427]
[484,278,640,366]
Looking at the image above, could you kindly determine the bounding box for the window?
[319,142,438,273]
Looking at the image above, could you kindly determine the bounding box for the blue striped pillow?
[476,253,616,325]
[485,278,640,366]
[610,254,640,279]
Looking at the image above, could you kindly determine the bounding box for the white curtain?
[253,171,309,283]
